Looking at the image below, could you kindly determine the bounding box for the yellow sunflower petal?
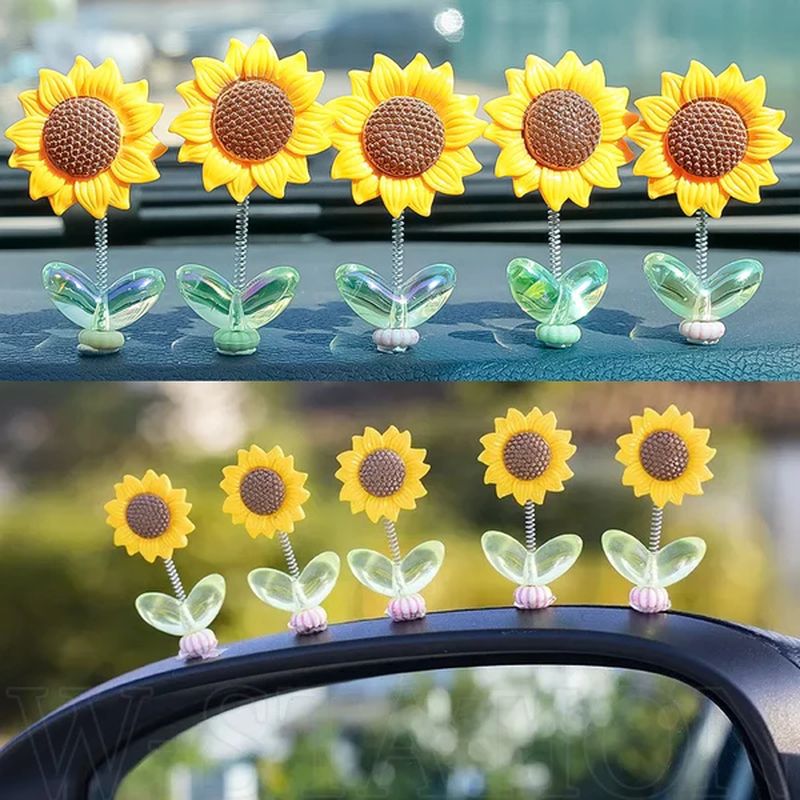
[423,150,468,193]
[243,35,279,80]
[112,145,160,185]
[369,54,407,101]
[524,54,559,97]
[327,95,374,134]
[5,116,45,152]
[201,147,241,192]
[29,163,65,200]
[681,60,718,103]
[67,55,93,91]
[169,106,213,143]
[720,162,762,204]
[74,173,112,219]
[635,95,680,133]
[252,157,290,198]
[81,59,123,103]
[192,57,235,100]
[352,174,380,205]
[484,94,528,130]
[37,69,76,111]
[224,38,248,74]
[332,145,372,180]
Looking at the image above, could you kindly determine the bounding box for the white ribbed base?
[178,628,220,660]
[289,606,328,635]
[373,328,420,352]
[387,593,427,622]
[514,585,555,610]
[679,319,725,345]
[629,585,671,614]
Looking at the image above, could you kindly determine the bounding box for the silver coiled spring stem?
[524,500,536,552]
[695,209,709,284]
[164,558,187,602]
[649,506,664,552]
[233,196,250,292]
[278,532,300,579]
[95,216,109,296]
[391,213,405,294]
[547,209,562,280]
[383,518,402,565]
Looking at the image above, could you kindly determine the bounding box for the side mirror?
[1,607,798,799]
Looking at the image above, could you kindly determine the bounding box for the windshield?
[2,0,798,152]
[116,664,756,799]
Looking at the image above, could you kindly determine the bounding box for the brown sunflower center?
[523,89,601,170]
[639,431,690,481]
[42,97,121,178]
[503,432,552,480]
[212,80,295,162]
[666,99,747,178]
[240,468,286,515]
[362,96,445,178]
[358,448,406,497]
[126,493,171,539]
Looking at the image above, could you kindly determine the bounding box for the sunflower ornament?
[485,52,636,348]
[630,61,791,345]
[105,470,225,660]
[336,425,443,621]
[220,444,339,635]
[328,53,485,353]
[6,56,167,354]
[478,408,582,609]
[602,406,715,613]
[170,35,329,355]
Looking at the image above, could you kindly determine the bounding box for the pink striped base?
[178,628,220,660]
[387,593,427,622]
[514,585,555,610]
[629,585,671,614]
[289,606,328,635]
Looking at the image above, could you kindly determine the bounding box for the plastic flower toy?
[602,406,715,613]
[328,53,485,352]
[6,56,167,354]
[170,35,329,355]
[336,425,442,621]
[478,408,581,609]
[629,61,791,345]
[485,52,636,348]
[220,444,339,635]
[105,470,225,660]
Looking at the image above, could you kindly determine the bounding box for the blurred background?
[0,0,798,147]
[0,379,797,741]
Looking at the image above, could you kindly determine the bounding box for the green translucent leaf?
[248,551,340,613]
[42,263,165,331]
[335,263,456,329]
[135,573,226,636]
[602,530,706,588]
[176,264,299,331]
[507,258,607,325]
[482,531,583,585]
[347,540,445,598]
[644,252,763,321]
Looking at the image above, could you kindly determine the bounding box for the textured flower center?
[523,89,601,169]
[666,99,747,178]
[362,97,445,178]
[240,468,286,515]
[43,97,121,178]
[639,431,690,481]
[358,448,406,497]
[503,432,552,480]
[212,80,295,162]
[126,493,171,539]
